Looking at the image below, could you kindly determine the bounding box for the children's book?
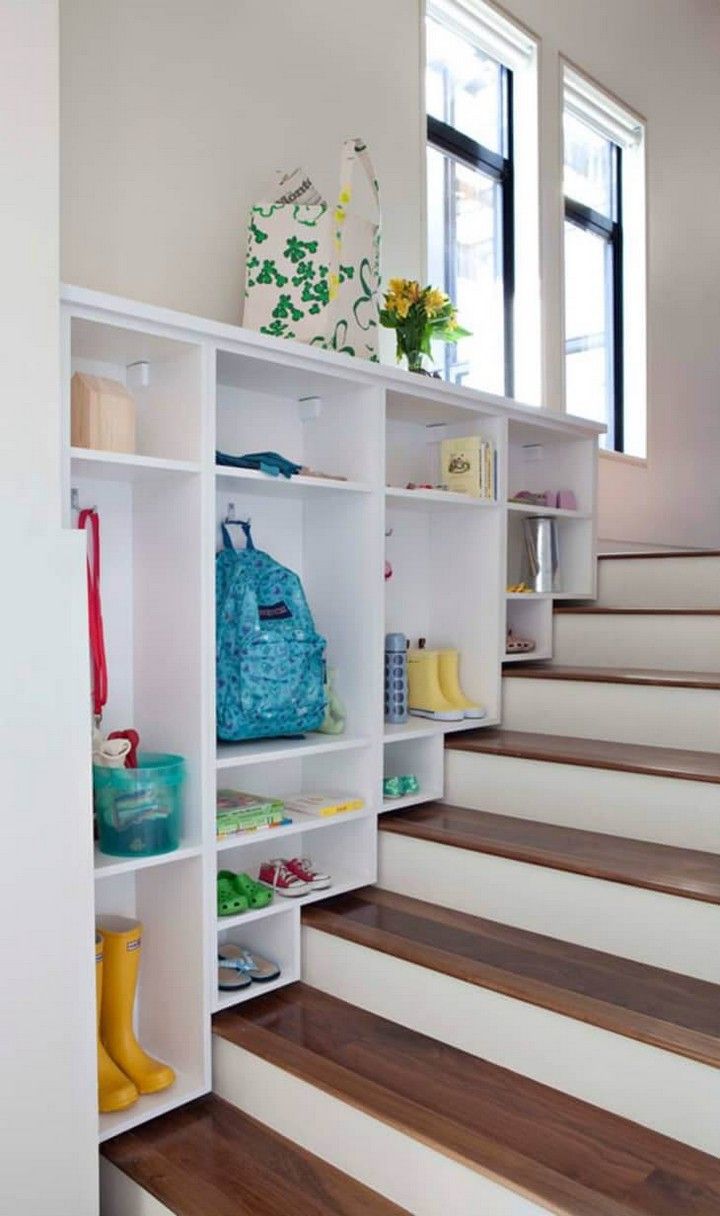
[282,793,365,818]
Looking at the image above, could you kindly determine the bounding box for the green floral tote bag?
[242,138,381,361]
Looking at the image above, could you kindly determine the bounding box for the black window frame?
[564,140,624,451]
[427,62,515,397]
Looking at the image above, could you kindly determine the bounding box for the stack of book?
[216,790,287,840]
[283,793,365,818]
[440,435,496,500]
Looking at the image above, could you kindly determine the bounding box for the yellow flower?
[394,296,411,319]
[424,288,448,318]
[334,207,346,224]
[387,277,409,297]
[339,187,352,205]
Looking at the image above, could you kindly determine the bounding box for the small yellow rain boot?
[407,649,464,720]
[95,933,138,1114]
[437,649,487,720]
[98,918,175,1095]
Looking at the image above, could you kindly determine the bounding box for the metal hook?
[385,527,393,538]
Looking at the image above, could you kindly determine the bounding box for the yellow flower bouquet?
[379,279,470,373]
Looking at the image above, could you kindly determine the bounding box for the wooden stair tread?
[304,888,720,1067]
[554,605,720,615]
[599,550,720,560]
[503,664,720,690]
[445,727,720,785]
[215,984,720,1216]
[101,1094,407,1216]
[380,802,720,904]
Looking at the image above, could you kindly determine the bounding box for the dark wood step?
[503,664,720,690]
[304,887,720,1067]
[101,1094,407,1216]
[380,802,720,904]
[215,985,720,1216]
[554,605,720,615]
[446,727,720,785]
[599,550,720,560]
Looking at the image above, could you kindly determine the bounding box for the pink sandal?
[506,629,536,655]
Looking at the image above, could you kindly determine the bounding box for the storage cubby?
[504,596,553,663]
[60,284,600,1143]
[94,857,207,1141]
[68,318,204,463]
[382,733,443,813]
[507,510,595,598]
[215,907,301,1013]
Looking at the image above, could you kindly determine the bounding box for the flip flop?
[217,871,250,918]
[218,943,280,986]
[217,949,253,990]
[506,629,536,655]
[233,872,273,909]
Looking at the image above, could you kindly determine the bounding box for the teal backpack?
[216,520,327,741]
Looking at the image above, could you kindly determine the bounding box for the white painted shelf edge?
[216,735,371,769]
[71,447,201,479]
[507,501,592,519]
[94,843,203,879]
[380,787,443,814]
[215,465,374,496]
[216,806,372,853]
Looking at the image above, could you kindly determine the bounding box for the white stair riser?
[597,557,720,609]
[378,832,719,982]
[303,927,720,1158]
[100,1161,172,1216]
[213,1036,549,1216]
[502,677,720,750]
[445,750,720,850]
[553,612,720,670]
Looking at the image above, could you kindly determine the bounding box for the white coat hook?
[226,501,236,522]
[71,487,80,513]
[298,395,322,422]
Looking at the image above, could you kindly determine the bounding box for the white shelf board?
[386,486,497,510]
[215,465,374,498]
[506,591,553,601]
[217,898,296,932]
[213,971,298,1014]
[94,843,203,880]
[98,1074,206,1143]
[216,734,371,769]
[216,807,372,853]
[441,716,497,733]
[384,717,494,742]
[380,788,442,814]
[507,501,591,520]
[70,447,201,481]
[502,651,552,665]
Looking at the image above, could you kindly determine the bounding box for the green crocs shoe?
[217,870,250,918]
[233,872,273,909]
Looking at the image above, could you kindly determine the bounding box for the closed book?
[440,436,481,497]
[283,792,365,817]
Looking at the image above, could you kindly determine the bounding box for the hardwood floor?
[102,1094,407,1216]
[215,984,720,1216]
[380,802,720,904]
[503,665,720,690]
[445,727,720,784]
[305,887,720,1066]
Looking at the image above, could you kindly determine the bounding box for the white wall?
[60,0,720,548]
[0,2,98,1212]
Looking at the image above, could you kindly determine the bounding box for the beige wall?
[60,0,720,547]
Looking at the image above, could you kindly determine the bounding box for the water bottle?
[385,633,408,723]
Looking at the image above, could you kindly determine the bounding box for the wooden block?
[71,372,136,453]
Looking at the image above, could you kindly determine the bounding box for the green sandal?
[233,872,273,909]
[217,870,249,918]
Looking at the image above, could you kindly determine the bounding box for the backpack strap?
[221,519,256,551]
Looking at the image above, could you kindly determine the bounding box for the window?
[426,4,516,395]
[563,70,646,455]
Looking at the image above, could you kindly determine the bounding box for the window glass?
[564,219,614,444]
[564,111,614,218]
[427,16,504,154]
[427,145,505,392]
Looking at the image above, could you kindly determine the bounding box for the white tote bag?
[242,138,381,360]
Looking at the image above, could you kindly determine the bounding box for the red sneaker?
[257,859,310,897]
[285,857,331,891]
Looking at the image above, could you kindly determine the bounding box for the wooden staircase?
[100,551,720,1215]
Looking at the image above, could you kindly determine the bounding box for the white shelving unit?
[60,283,601,1141]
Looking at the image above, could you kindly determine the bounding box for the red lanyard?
[77,508,108,720]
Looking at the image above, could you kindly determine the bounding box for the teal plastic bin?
[94,753,185,857]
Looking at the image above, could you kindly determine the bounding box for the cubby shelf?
[503,651,552,664]
[507,501,591,520]
[61,283,600,1147]
[216,735,371,769]
[98,1077,207,1144]
[216,806,372,853]
[506,591,553,600]
[215,465,374,498]
[386,486,497,509]
[70,448,201,481]
[94,843,203,879]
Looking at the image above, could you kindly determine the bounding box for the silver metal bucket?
[523,516,560,593]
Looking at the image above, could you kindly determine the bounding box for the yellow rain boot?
[98,918,175,1095]
[407,649,464,721]
[95,933,138,1114]
[438,649,487,720]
